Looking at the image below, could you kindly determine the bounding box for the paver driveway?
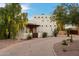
[0,37,66,56]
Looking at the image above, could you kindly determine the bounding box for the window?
[41,17,43,18]
[45,17,47,18]
[50,25,51,27]
[34,17,36,18]
[38,17,40,18]
[46,25,47,27]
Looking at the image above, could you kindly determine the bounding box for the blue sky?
[21,3,59,20]
[0,3,59,20]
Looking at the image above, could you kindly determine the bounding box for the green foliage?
[62,3,79,25]
[27,35,32,40]
[53,5,67,31]
[53,28,58,37]
[0,3,28,39]
[53,3,79,30]
[62,40,68,52]
[42,32,47,38]
[62,40,68,46]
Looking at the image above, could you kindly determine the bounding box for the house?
[29,14,57,37]
[16,14,57,40]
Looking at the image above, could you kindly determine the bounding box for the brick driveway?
[0,36,74,56]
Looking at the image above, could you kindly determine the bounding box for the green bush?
[27,35,32,40]
[42,32,47,38]
[62,40,68,52]
[53,29,58,37]
[62,40,68,46]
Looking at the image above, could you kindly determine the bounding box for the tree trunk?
[8,31,11,39]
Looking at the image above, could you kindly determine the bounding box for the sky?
[21,3,59,20]
[0,3,59,20]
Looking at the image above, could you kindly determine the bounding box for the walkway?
[0,36,68,56]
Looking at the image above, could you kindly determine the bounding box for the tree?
[62,3,79,25]
[53,3,79,30]
[53,4,67,31]
[62,3,79,36]
[53,3,79,42]
[0,3,28,39]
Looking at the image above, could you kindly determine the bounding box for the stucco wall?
[29,15,57,36]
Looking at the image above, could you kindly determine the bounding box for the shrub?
[27,35,32,40]
[62,40,68,46]
[53,29,58,37]
[62,40,68,52]
[42,32,47,38]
